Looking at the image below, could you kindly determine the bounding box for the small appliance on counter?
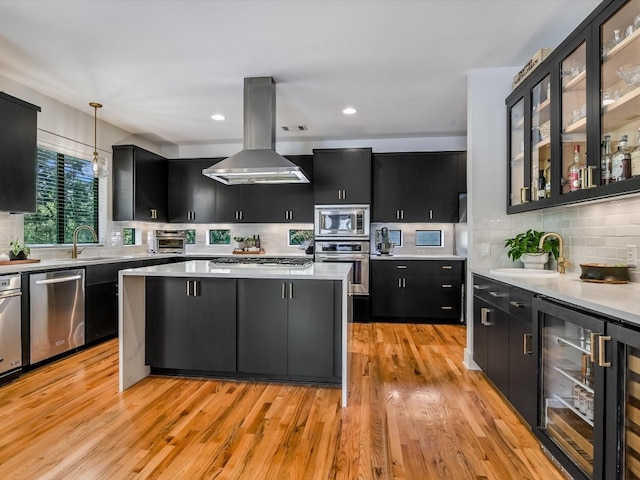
[376,227,394,255]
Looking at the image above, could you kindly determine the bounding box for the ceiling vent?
[281,125,308,132]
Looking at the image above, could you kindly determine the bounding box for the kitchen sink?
[489,267,560,278]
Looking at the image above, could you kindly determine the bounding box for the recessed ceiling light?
[342,107,357,115]
[211,114,225,121]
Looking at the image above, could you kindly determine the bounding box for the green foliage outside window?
[24,148,98,245]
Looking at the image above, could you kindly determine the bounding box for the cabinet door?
[340,148,372,204]
[473,296,490,372]
[216,184,264,222]
[262,184,291,223]
[372,154,402,222]
[237,279,287,375]
[487,304,510,396]
[134,149,168,222]
[370,272,402,317]
[169,159,217,223]
[313,149,344,204]
[145,277,194,369]
[0,93,39,213]
[287,280,335,378]
[285,155,314,222]
[427,153,459,222]
[401,273,430,318]
[85,282,117,343]
[193,278,236,372]
[400,154,430,222]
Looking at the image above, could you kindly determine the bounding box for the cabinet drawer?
[434,275,461,293]
[473,275,509,311]
[430,300,460,319]
[371,260,431,275]
[432,260,463,276]
[508,287,533,319]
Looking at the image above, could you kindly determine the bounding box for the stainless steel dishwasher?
[30,269,85,364]
[0,274,22,378]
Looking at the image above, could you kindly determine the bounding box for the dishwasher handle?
[35,274,82,285]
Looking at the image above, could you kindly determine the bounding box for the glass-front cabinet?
[508,97,526,207]
[599,0,640,186]
[506,0,640,214]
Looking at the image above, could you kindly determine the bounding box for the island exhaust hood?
[202,77,310,185]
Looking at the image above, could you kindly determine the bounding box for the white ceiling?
[0,0,601,147]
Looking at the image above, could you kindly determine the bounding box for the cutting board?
[0,259,41,265]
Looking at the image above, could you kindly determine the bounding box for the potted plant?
[9,238,30,261]
[504,229,559,269]
[233,236,249,250]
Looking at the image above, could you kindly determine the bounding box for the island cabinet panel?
[113,145,168,222]
[0,93,40,213]
[237,279,337,379]
[145,277,237,372]
[237,279,288,375]
[313,148,371,204]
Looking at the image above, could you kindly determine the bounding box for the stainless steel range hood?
[202,77,310,185]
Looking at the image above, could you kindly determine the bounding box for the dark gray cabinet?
[113,145,168,222]
[168,158,218,223]
[215,184,265,223]
[313,148,371,204]
[0,92,40,213]
[237,278,337,378]
[372,152,462,223]
[145,277,237,372]
[473,275,536,426]
[262,155,314,223]
[371,260,463,320]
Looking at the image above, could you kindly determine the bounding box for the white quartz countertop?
[0,252,313,274]
[120,260,352,281]
[371,254,465,261]
[473,268,640,326]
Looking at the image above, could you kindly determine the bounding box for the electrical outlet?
[627,245,637,268]
[481,243,491,257]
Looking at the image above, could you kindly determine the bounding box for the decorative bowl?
[579,263,629,283]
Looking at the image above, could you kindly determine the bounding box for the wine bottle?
[601,135,612,185]
[568,145,583,191]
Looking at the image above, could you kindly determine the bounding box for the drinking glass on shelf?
[613,28,622,45]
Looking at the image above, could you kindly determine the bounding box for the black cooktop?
[209,257,313,268]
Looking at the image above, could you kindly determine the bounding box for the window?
[24,148,99,245]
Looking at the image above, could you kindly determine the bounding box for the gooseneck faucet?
[539,232,565,273]
[72,226,98,258]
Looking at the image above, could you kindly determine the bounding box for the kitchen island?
[119,260,353,406]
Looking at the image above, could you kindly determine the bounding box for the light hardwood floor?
[0,323,565,479]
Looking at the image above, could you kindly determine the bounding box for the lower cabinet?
[145,277,237,372]
[472,275,536,426]
[237,279,338,379]
[372,260,463,320]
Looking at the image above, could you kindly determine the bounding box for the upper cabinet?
[113,145,168,222]
[168,158,218,223]
[313,148,372,204]
[0,92,40,213]
[372,152,464,223]
[262,155,314,223]
[506,0,640,213]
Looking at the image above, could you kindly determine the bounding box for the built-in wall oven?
[315,241,369,295]
[155,230,186,254]
[314,205,370,240]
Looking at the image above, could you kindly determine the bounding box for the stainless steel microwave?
[314,205,370,239]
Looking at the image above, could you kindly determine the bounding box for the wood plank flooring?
[0,324,565,479]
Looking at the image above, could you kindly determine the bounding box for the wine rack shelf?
[547,406,593,475]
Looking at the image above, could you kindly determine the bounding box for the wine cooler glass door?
[540,300,605,479]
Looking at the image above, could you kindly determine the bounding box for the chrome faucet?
[72,226,98,258]
[539,232,565,274]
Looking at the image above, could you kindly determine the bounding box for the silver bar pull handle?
[441,306,453,310]
[523,334,533,354]
[402,278,406,288]
[282,282,286,299]
[441,265,453,270]
[396,265,408,269]
[510,301,524,308]
[186,280,191,296]
[35,275,82,285]
[398,278,402,288]
[289,283,293,299]
[489,291,506,298]
[441,284,453,288]
[194,280,199,297]
[473,285,488,290]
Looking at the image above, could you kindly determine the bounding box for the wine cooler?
[535,297,606,480]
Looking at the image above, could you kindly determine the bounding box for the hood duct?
[202,77,310,185]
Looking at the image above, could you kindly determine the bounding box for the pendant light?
[90,102,109,178]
